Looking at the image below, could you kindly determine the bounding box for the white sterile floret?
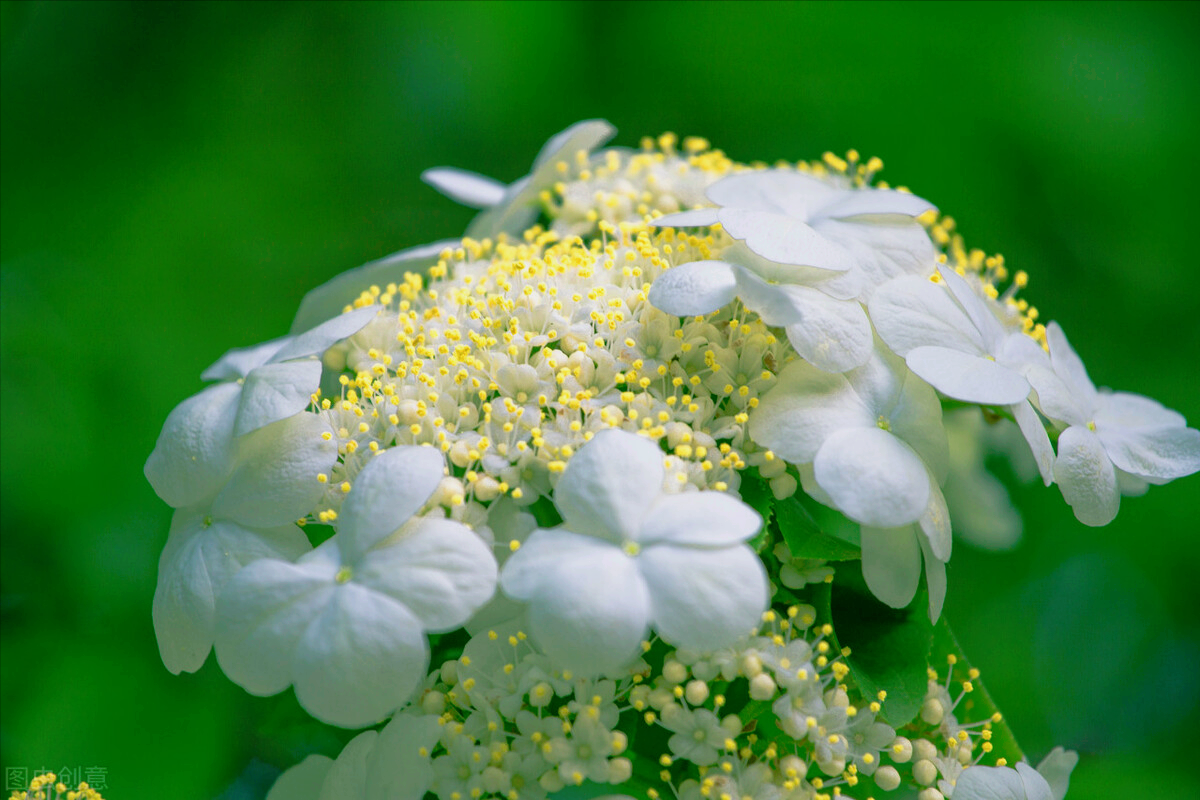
[952,746,1077,800]
[648,256,874,374]
[1026,322,1200,526]
[153,306,380,445]
[422,119,616,239]
[648,169,937,373]
[266,713,442,800]
[870,268,1055,483]
[656,169,935,277]
[751,346,952,615]
[150,411,338,674]
[498,429,767,675]
[214,446,498,727]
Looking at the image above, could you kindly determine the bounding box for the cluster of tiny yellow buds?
[306,220,791,528]
[8,775,103,800]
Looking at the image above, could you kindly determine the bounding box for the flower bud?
[913,758,937,786]
[875,765,901,791]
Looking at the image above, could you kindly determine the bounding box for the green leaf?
[740,471,776,552]
[814,576,933,728]
[931,617,1024,763]
[776,494,861,561]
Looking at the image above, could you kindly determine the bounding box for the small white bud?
[875,765,901,791]
[748,672,777,701]
[913,758,937,786]
[684,679,709,706]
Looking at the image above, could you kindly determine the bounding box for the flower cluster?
[145,120,1200,798]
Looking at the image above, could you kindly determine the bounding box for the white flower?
[648,169,937,373]
[1027,322,1200,525]
[648,257,874,373]
[144,308,378,482]
[267,713,442,800]
[657,169,935,275]
[751,346,952,614]
[422,119,616,239]
[869,267,1054,482]
[498,429,767,675]
[150,411,337,673]
[952,747,1077,800]
[214,446,498,727]
[750,345,947,529]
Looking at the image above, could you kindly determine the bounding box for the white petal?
[499,528,648,674]
[421,167,507,209]
[267,755,333,800]
[213,413,338,528]
[937,267,1009,348]
[357,517,498,631]
[467,119,615,239]
[293,582,430,728]
[994,330,1051,374]
[706,170,838,217]
[719,208,856,271]
[817,187,936,220]
[639,492,761,547]
[144,382,241,508]
[290,240,456,335]
[1095,390,1186,429]
[651,209,720,228]
[552,428,664,541]
[319,730,377,798]
[202,339,288,381]
[1046,322,1098,409]
[814,217,935,295]
[234,360,323,437]
[954,764,1027,800]
[918,533,947,623]
[1035,747,1078,800]
[868,275,983,357]
[918,479,952,562]
[531,119,616,170]
[731,265,806,326]
[906,346,1031,405]
[365,714,442,800]
[647,260,737,317]
[1026,365,1087,427]
[813,427,930,527]
[1098,425,1200,480]
[887,367,950,483]
[722,240,862,291]
[215,553,338,696]
[338,446,446,558]
[1011,400,1054,486]
[1016,763,1055,800]
[749,361,873,463]
[153,510,308,674]
[780,294,873,373]
[1054,425,1119,526]
[639,543,768,651]
[271,306,380,363]
[860,526,920,609]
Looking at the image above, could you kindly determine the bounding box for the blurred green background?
[2,1,1198,797]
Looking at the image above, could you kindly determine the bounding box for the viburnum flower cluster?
[145,120,1200,799]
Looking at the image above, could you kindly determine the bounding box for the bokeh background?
[3,1,1198,797]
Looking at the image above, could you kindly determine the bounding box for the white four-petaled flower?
[499,429,767,675]
[1026,322,1200,525]
[214,446,498,727]
[648,169,937,373]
